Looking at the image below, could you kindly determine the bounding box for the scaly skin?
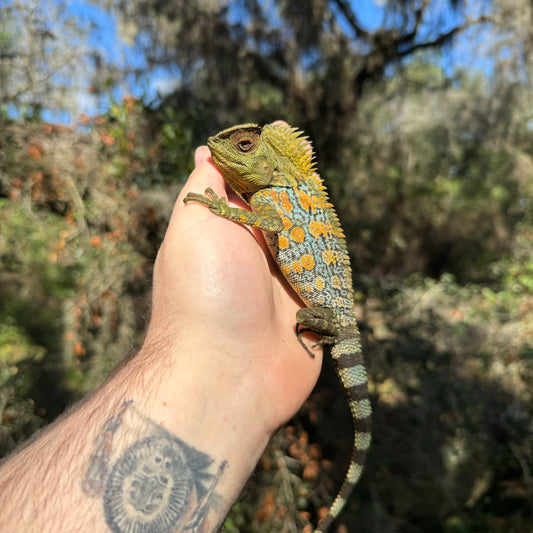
[183,122,371,532]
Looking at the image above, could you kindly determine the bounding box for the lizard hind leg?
[296,306,340,358]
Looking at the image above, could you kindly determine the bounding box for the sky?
[20,0,492,124]
[38,0,388,123]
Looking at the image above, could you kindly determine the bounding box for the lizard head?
[208,122,316,201]
[207,123,277,200]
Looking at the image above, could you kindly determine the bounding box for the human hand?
[145,145,322,435]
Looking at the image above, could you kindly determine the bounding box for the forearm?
[0,339,272,533]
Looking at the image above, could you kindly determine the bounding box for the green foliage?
[334,60,532,283]
[0,112,182,439]
[0,200,72,445]
[0,200,76,357]
[91,96,195,188]
[360,271,532,533]
[0,386,42,456]
[0,320,44,387]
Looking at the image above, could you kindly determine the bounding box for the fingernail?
[194,145,210,167]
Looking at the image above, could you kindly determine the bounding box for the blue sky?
[36,0,490,123]
[41,0,389,122]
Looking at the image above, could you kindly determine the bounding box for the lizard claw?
[296,324,317,358]
[183,188,220,205]
[183,188,228,216]
[183,192,207,205]
[204,187,218,199]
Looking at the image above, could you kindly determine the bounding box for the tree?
[0,0,95,120]
[94,0,497,163]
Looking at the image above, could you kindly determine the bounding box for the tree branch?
[397,15,495,57]
[331,0,371,40]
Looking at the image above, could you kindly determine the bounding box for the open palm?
[148,146,322,433]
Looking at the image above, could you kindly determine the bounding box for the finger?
[194,145,211,166]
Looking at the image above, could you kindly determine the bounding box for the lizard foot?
[296,306,339,358]
[183,188,230,217]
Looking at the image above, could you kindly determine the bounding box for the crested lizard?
[183,122,371,532]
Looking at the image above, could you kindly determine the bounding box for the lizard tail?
[314,333,371,533]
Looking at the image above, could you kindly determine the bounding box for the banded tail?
[314,328,371,533]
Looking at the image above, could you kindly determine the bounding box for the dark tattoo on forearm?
[82,400,133,497]
[82,402,228,533]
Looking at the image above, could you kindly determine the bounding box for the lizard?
[183,122,371,532]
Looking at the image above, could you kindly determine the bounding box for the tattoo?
[82,400,133,497]
[83,402,228,533]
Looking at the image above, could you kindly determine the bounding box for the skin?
[0,146,322,533]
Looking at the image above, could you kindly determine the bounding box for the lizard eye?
[237,138,254,152]
[230,129,260,153]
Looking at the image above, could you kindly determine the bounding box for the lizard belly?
[260,187,354,320]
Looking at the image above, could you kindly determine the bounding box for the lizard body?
[184,122,371,532]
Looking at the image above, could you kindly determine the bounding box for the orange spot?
[309,219,345,239]
[322,249,336,264]
[278,235,290,250]
[73,341,86,357]
[282,217,292,230]
[317,506,330,521]
[79,113,91,126]
[298,190,312,210]
[292,261,303,273]
[301,254,315,270]
[270,190,279,202]
[314,277,325,290]
[290,226,305,242]
[332,275,341,288]
[90,235,102,249]
[303,459,321,480]
[309,220,325,238]
[74,155,85,169]
[280,191,293,212]
[123,95,136,111]
[99,131,115,146]
[27,142,43,159]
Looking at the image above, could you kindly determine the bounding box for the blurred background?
[0,1,531,531]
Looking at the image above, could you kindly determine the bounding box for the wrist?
[123,339,273,494]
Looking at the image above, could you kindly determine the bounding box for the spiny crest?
[263,123,317,177]
[262,124,346,245]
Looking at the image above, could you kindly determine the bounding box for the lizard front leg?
[184,188,284,233]
[296,306,340,357]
